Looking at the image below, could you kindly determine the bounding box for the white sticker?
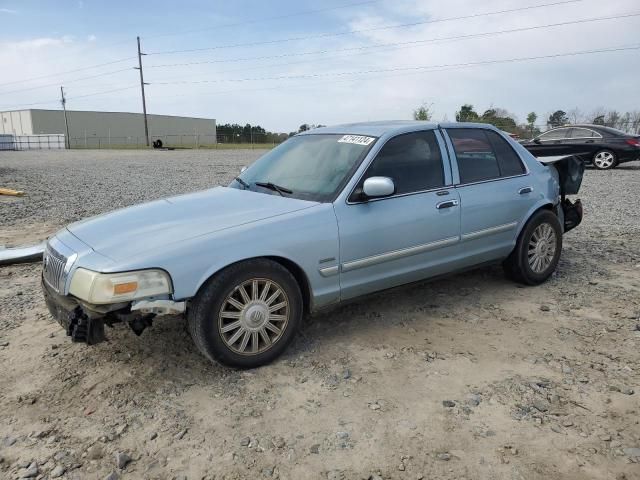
[338,135,375,146]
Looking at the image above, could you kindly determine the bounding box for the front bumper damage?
[42,278,184,345]
[42,278,110,344]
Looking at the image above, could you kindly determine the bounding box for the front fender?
[105,204,341,310]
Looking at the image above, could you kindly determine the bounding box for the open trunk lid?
[536,155,584,232]
[537,155,584,195]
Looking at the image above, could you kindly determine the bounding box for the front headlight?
[69,268,172,304]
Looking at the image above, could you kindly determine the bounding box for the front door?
[333,129,461,300]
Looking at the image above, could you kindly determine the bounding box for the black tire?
[592,149,617,170]
[187,258,303,368]
[503,210,563,286]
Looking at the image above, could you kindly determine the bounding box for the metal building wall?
[27,110,216,140]
[0,110,33,135]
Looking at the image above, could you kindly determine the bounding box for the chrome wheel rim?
[528,223,557,273]
[594,151,614,169]
[218,278,289,355]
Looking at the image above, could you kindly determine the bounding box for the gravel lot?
[1,150,639,480]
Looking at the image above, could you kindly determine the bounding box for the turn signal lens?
[113,282,138,295]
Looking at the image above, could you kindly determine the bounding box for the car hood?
[67,187,318,262]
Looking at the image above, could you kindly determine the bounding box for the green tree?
[413,103,433,121]
[526,112,537,136]
[455,104,479,122]
[547,110,568,127]
[479,108,516,131]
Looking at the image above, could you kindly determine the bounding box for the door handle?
[518,186,533,195]
[436,199,459,209]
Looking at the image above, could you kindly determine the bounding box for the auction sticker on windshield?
[338,135,375,146]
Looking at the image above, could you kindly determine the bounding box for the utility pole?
[60,86,71,149]
[135,36,150,147]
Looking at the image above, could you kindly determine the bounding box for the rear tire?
[503,210,562,285]
[592,149,617,170]
[187,259,303,368]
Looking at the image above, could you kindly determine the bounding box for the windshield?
[229,134,376,202]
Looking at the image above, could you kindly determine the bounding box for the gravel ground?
[0,150,639,480]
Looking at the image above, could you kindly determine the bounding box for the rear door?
[443,127,536,264]
[333,129,461,300]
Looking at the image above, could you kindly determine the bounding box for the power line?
[0,67,134,96]
[0,1,381,89]
[147,0,584,55]
[149,44,640,86]
[0,85,139,111]
[145,0,381,40]
[146,12,640,81]
[68,85,139,101]
[0,56,136,89]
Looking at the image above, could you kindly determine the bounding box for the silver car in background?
[42,121,583,367]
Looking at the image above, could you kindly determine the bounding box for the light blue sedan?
[42,121,583,367]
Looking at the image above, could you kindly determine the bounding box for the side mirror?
[533,138,541,144]
[240,166,248,173]
[363,176,395,198]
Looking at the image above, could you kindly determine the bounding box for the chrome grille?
[43,245,67,293]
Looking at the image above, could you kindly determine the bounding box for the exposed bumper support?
[42,278,182,345]
[131,299,186,315]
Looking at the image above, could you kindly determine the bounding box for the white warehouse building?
[0,109,216,148]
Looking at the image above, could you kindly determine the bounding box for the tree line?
[216,123,288,144]
[412,103,640,138]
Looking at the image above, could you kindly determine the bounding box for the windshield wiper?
[234,176,250,190]
[254,181,293,196]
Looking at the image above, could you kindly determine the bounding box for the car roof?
[545,124,628,136]
[298,121,501,138]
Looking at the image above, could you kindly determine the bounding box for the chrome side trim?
[462,221,518,241]
[341,236,459,273]
[318,265,339,277]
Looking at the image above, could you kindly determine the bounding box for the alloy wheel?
[593,151,615,169]
[218,278,289,355]
[528,223,557,273]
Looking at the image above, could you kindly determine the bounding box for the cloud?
[0,8,17,14]
[87,34,97,42]
[0,0,638,131]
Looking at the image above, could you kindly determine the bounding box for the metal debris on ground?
[0,243,45,265]
[0,188,25,196]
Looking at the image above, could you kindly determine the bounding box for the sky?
[0,0,638,132]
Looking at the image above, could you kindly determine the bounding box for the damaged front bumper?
[42,277,110,344]
[42,278,186,345]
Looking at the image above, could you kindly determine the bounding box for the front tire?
[188,259,303,368]
[503,210,563,285]
[592,149,617,170]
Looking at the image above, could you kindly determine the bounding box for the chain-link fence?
[67,133,282,149]
[0,134,65,151]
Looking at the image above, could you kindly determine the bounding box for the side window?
[447,129,525,183]
[569,128,594,138]
[447,128,500,183]
[538,128,569,141]
[362,131,444,195]
[485,130,526,177]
